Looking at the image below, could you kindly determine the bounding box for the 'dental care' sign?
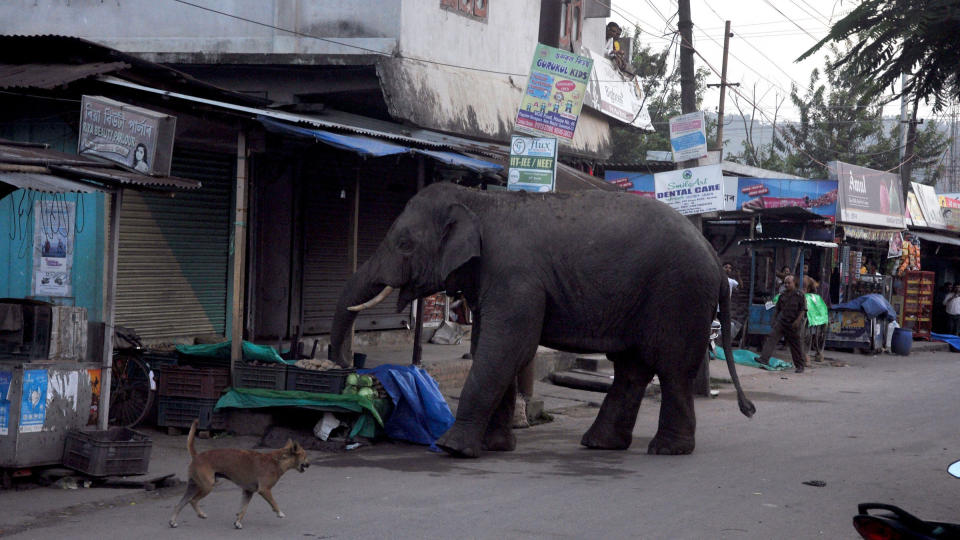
[654,164,724,216]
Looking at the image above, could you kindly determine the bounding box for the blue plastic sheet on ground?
[710,347,793,370]
[831,294,897,321]
[175,341,294,365]
[358,364,454,451]
[931,333,960,352]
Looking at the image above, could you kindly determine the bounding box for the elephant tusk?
[348,286,394,312]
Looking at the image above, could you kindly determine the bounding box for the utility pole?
[678,0,696,116]
[707,20,738,155]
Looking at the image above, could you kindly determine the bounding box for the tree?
[608,29,715,163]
[798,0,960,113]
[725,83,787,171]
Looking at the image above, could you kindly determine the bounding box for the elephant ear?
[439,203,481,281]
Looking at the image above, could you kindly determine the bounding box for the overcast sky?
[611,0,939,125]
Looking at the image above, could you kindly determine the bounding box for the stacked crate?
[156,366,230,430]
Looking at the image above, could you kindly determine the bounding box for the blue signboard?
[735,178,838,221]
[19,369,47,433]
[604,170,656,198]
[0,371,10,436]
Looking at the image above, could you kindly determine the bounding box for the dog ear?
[290,442,303,454]
[284,438,294,449]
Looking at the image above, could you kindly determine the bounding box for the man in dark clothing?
[759,275,808,373]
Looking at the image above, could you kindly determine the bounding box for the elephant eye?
[396,235,415,255]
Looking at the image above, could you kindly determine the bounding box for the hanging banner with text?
[508,136,557,192]
[830,161,906,228]
[515,44,593,141]
[912,182,946,229]
[939,195,960,231]
[653,164,724,215]
[668,111,708,162]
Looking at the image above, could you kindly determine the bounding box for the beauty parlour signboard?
[78,95,176,176]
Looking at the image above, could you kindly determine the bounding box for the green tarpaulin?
[175,341,294,365]
[771,293,828,327]
[710,347,793,370]
[215,387,389,439]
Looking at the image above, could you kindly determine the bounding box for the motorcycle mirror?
[948,460,960,479]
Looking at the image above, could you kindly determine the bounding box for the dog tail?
[187,419,199,458]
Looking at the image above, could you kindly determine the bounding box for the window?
[441,0,488,21]
[540,0,583,52]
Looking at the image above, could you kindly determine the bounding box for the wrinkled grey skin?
[329,182,755,458]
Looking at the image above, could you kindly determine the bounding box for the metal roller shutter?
[115,149,233,340]
[301,165,415,334]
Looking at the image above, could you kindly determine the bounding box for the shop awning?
[739,237,838,248]
[0,171,103,196]
[911,231,960,247]
[259,116,409,157]
[259,116,503,172]
[841,224,904,242]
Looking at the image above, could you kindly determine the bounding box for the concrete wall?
[0,0,400,61]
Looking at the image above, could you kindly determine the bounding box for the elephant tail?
[719,277,756,418]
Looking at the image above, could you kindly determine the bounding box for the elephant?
[329,182,755,458]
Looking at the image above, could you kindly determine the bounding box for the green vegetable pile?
[342,373,383,399]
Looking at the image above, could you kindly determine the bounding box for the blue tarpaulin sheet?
[832,293,897,321]
[710,347,793,370]
[358,364,454,451]
[259,116,409,157]
[413,149,503,174]
[931,333,960,352]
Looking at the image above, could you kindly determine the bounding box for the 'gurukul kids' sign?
[515,44,593,141]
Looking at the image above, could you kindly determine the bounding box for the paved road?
[5,349,960,539]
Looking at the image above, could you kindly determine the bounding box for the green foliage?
[608,30,715,162]
[799,0,960,112]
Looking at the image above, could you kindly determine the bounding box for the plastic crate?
[233,364,287,390]
[157,365,229,399]
[285,367,353,395]
[157,396,226,430]
[62,428,152,477]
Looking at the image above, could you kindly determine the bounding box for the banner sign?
[79,95,176,176]
[19,369,47,433]
[582,49,653,131]
[906,192,927,227]
[0,371,10,436]
[939,195,960,231]
[668,111,708,162]
[33,200,75,297]
[653,164,724,215]
[912,182,946,229]
[604,170,655,198]
[830,161,906,228]
[515,44,593,141]
[735,178,838,221]
[508,136,558,192]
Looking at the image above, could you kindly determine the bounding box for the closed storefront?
[115,148,234,341]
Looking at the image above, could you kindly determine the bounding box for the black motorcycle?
[853,461,960,539]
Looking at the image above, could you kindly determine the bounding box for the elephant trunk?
[329,266,386,367]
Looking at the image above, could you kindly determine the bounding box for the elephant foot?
[580,423,632,450]
[436,425,482,458]
[647,435,694,455]
[481,429,516,452]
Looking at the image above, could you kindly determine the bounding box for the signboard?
[515,44,593,141]
[668,111,708,162]
[508,136,558,192]
[722,176,738,211]
[0,371,10,436]
[582,49,653,131]
[653,164,724,215]
[604,170,655,198]
[939,195,960,231]
[19,369,47,433]
[905,192,927,228]
[912,182,946,229]
[33,200,75,297]
[830,161,906,228]
[735,178,838,222]
[79,95,176,176]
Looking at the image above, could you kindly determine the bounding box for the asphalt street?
[2,348,959,539]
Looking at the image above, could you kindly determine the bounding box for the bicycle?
[108,326,154,428]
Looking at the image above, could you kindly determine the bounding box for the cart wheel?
[109,354,154,428]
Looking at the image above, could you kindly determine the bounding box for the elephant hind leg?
[647,373,696,455]
[581,350,654,450]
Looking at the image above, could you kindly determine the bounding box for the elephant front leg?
[582,352,653,450]
[648,373,696,455]
[481,379,517,452]
[436,291,544,458]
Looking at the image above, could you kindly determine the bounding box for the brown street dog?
[169,419,310,529]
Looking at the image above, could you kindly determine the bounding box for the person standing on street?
[759,275,808,373]
[943,284,960,335]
